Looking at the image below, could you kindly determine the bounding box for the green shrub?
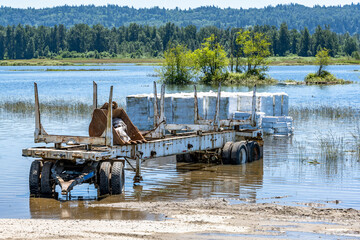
[304,71,351,84]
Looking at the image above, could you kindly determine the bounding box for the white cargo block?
[274,127,290,134]
[282,95,289,116]
[262,116,279,123]
[259,95,274,116]
[203,95,229,120]
[273,94,282,116]
[263,128,275,134]
[126,96,151,130]
[273,122,288,128]
[172,96,195,124]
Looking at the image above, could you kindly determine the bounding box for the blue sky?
[1,0,360,9]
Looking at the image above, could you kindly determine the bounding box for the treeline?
[1,4,360,34]
[0,22,359,60]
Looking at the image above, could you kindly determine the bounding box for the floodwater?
[0,64,359,219]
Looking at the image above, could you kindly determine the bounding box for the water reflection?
[29,198,165,220]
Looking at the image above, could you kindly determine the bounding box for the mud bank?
[1,198,359,239]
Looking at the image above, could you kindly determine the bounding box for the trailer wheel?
[111,161,125,194]
[40,161,54,197]
[221,142,233,164]
[99,161,111,196]
[247,141,261,162]
[29,160,41,196]
[231,141,248,165]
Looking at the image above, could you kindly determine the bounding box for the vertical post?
[214,83,221,130]
[194,85,199,124]
[34,82,41,141]
[251,85,257,127]
[153,81,159,127]
[159,84,165,122]
[105,86,113,147]
[133,152,143,183]
[93,81,97,112]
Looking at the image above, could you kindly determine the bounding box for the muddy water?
[0,65,359,220]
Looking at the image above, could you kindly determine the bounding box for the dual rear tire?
[221,141,261,165]
[29,160,54,197]
[99,161,125,196]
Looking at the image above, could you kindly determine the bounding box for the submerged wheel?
[29,160,41,196]
[40,161,54,196]
[111,161,125,195]
[231,141,248,165]
[247,141,261,162]
[221,142,233,164]
[99,161,111,196]
[176,153,196,163]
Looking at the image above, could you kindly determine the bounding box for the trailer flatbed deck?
[23,82,263,198]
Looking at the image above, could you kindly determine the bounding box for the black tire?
[99,161,111,196]
[40,161,54,196]
[221,142,233,164]
[177,153,196,163]
[29,160,41,196]
[247,141,261,162]
[231,141,248,165]
[111,161,125,195]
[176,154,185,162]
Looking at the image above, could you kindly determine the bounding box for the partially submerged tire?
[99,161,111,196]
[176,153,196,163]
[40,161,54,196]
[111,161,125,195]
[247,141,261,162]
[231,141,248,165]
[221,142,233,164]
[29,160,41,196]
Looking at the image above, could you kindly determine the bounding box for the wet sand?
[1,198,359,239]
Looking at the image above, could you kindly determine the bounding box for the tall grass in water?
[317,131,344,162]
[351,124,360,159]
[289,105,357,121]
[0,100,93,116]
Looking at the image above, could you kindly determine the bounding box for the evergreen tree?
[278,22,290,56]
[299,27,311,56]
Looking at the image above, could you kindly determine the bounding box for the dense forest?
[0,22,359,60]
[0,4,360,34]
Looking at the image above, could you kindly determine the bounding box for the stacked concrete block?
[172,95,197,124]
[126,95,152,130]
[126,91,293,134]
[261,116,294,135]
[203,94,229,120]
[233,111,265,129]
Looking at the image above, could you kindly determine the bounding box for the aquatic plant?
[0,100,93,116]
[351,124,360,159]
[289,105,358,121]
[317,131,344,162]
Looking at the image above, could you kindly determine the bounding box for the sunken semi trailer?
[23,82,263,198]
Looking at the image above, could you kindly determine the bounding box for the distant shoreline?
[0,57,359,66]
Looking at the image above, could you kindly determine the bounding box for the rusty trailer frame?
[23,81,263,198]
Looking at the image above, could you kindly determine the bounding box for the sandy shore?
[1,198,359,239]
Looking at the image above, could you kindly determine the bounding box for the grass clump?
[223,72,278,86]
[304,71,352,84]
[317,131,344,162]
